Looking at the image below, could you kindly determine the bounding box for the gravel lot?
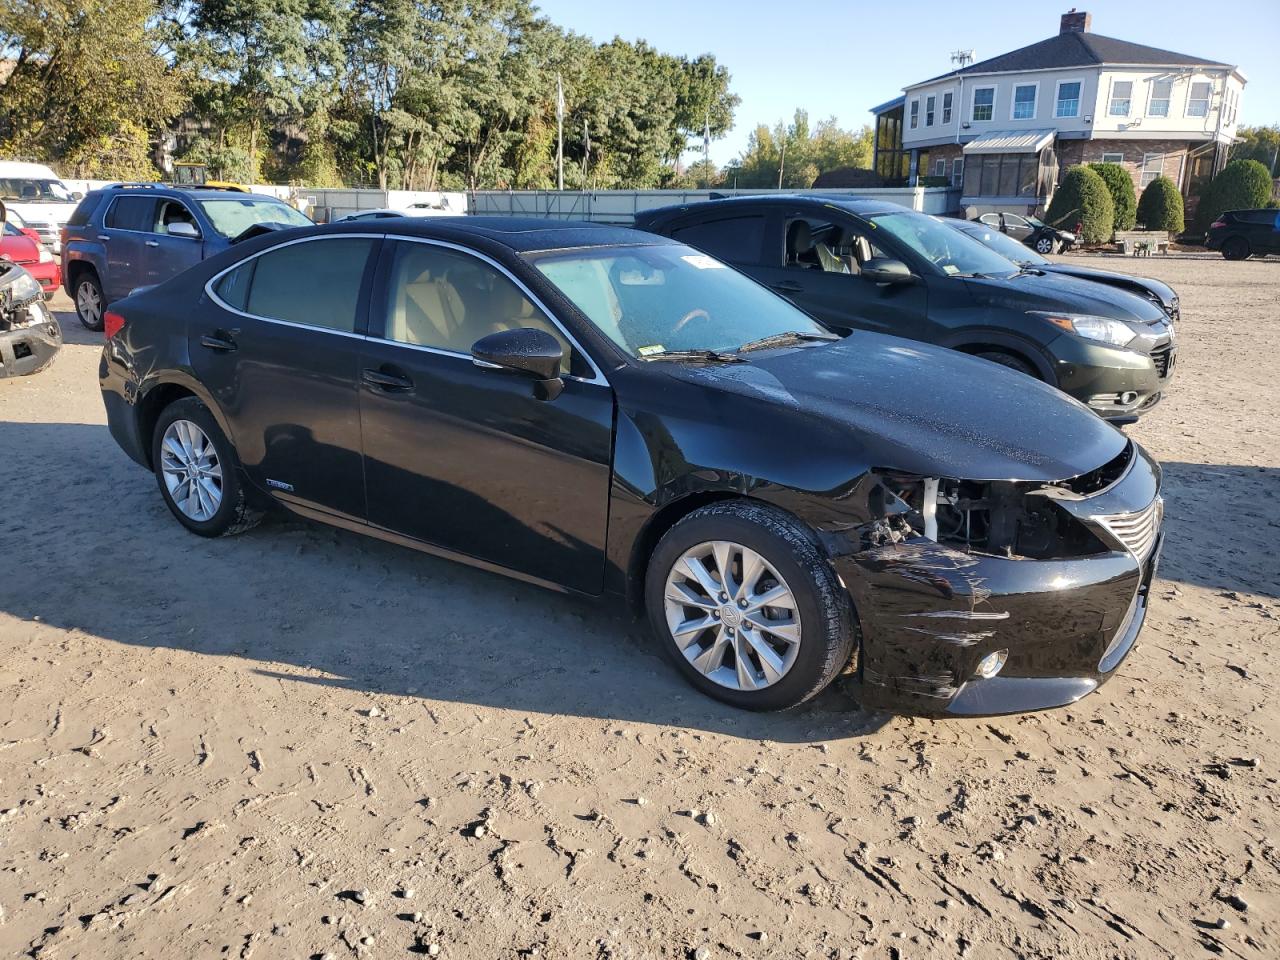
[1,252,1277,959]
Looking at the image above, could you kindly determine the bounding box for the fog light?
[974,649,1008,679]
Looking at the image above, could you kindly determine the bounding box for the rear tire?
[975,350,1038,379]
[151,397,262,538]
[73,270,105,331]
[1222,237,1250,261]
[644,500,856,711]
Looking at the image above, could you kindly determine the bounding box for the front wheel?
[975,350,1038,379]
[645,501,856,711]
[1034,236,1057,255]
[1222,237,1250,261]
[74,271,105,331]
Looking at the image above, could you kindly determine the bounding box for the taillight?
[1210,220,1227,229]
[103,309,127,339]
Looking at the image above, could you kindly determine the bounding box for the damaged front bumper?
[835,444,1162,717]
[0,296,62,379]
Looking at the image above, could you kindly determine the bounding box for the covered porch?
[960,129,1060,216]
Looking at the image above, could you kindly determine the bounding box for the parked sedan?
[100,218,1163,717]
[948,218,1180,322]
[975,211,1076,255]
[1205,208,1280,260]
[636,196,1174,423]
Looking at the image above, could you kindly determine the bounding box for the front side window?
[104,196,157,232]
[782,217,888,275]
[1056,81,1082,118]
[925,95,936,126]
[1109,80,1133,116]
[154,200,200,237]
[1148,79,1172,117]
[1187,81,1212,117]
[909,100,920,129]
[236,237,374,332]
[531,244,830,360]
[197,197,312,239]
[381,241,573,373]
[866,210,1018,278]
[1012,84,1037,120]
[972,87,995,122]
[670,214,766,265]
[942,91,953,124]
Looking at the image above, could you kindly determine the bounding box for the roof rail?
[106,182,168,191]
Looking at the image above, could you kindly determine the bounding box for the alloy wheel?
[663,540,802,691]
[160,419,223,522]
[76,280,102,327]
[1035,237,1054,254]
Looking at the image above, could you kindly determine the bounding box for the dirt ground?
[1,252,1277,960]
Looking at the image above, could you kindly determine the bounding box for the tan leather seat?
[391,266,464,347]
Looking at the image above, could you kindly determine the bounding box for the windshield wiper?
[735,330,839,353]
[639,349,748,364]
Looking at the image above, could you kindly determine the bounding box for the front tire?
[645,501,856,711]
[1222,237,1250,261]
[1034,236,1057,255]
[975,350,1038,379]
[151,397,262,538]
[74,270,105,331]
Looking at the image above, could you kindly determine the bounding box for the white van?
[0,161,82,254]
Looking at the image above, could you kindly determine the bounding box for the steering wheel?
[673,308,712,334]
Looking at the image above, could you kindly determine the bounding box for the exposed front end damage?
[1,263,62,379]
[824,441,1162,716]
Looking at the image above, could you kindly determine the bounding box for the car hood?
[964,270,1167,324]
[657,332,1128,483]
[1039,263,1176,310]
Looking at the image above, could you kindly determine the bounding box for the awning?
[962,130,1056,155]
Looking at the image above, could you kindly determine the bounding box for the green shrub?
[1195,159,1274,230]
[1136,175,1184,233]
[1046,165,1115,244]
[1088,162,1137,230]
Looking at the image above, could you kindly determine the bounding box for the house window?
[1012,84,1037,120]
[1148,79,1172,117]
[952,157,963,188]
[934,159,945,177]
[925,95,936,126]
[1101,152,1124,164]
[909,99,920,129]
[1140,153,1163,187]
[1055,80,1082,118]
[1187,81,1211,118]
[942,92,953,124]
[1109,80,1132,116]
[972,86,995,122]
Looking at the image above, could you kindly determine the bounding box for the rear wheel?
[74,270,105,331]
[645,500,856,711]
[151,397,261,538]
[1222,237,1250,261]
[975,350,1038,379]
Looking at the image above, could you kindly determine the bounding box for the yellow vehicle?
[172,162,249,192]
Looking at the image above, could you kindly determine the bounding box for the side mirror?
[861,258,913,285]
[167,221,200,239]
[471,327,565,401]
[72,191,84,201]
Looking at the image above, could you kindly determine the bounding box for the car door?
[357,238,614,594]
[100,194,156,301]
[195,234,379,523]
[751,208,931,340]
[142,198,205,287]
[1001,214,1035,242]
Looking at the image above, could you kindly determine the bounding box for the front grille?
[1095,497,1163,561]
[1151,344,1173,378]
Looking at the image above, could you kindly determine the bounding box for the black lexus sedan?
[948,217,1181,322]
[635,196,1176,424]
[100,218,1163,717]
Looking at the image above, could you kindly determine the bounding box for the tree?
[1195,159,1274,230]
[1135,175,1183,232]
[1045,165,1114,244]
[1231,124,1280,177]
[731,111,872,189]
[1089,162,1137,231]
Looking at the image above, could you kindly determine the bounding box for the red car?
[2,217,61,299]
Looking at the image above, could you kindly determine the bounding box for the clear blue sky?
[534,0,1280,163]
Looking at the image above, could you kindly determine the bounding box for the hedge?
[1046,165,1115,244]
[1089,162,1137,230]
[1136,175,1184,233]
[1195,159,1273,231]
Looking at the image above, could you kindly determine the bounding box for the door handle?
[200,333,237,352]
[770,280,803,294]
[362,368,413,392]
[98,235,111,242]
[145,240,159,247]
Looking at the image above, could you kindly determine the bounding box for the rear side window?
[67,192,106,227]
[670,215,766,264]
[212,261,255,311]
[242,237,375,332]
[104,196,157,232]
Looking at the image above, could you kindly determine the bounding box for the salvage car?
[974,211,1076,255]
[636,196,1175,423]
[948,217,1180,322]
[1,258,62,378]
[99,218,1163,717]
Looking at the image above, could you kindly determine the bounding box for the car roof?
[90,184,290,201]
[316,216,674,253]
[640,193,911,222]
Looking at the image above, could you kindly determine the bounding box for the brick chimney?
[1060,9,1092,34]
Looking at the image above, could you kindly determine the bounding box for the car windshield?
[955,222,1048,266]
[530,244,830,359]
[867,210,1019,278]
[1025,215,1047,228]
[2,220,24,237]
[197,197,313,238]
[0,178,74,203]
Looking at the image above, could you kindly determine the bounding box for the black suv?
[635,196,1175,423]
[1205,208,1280,260]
